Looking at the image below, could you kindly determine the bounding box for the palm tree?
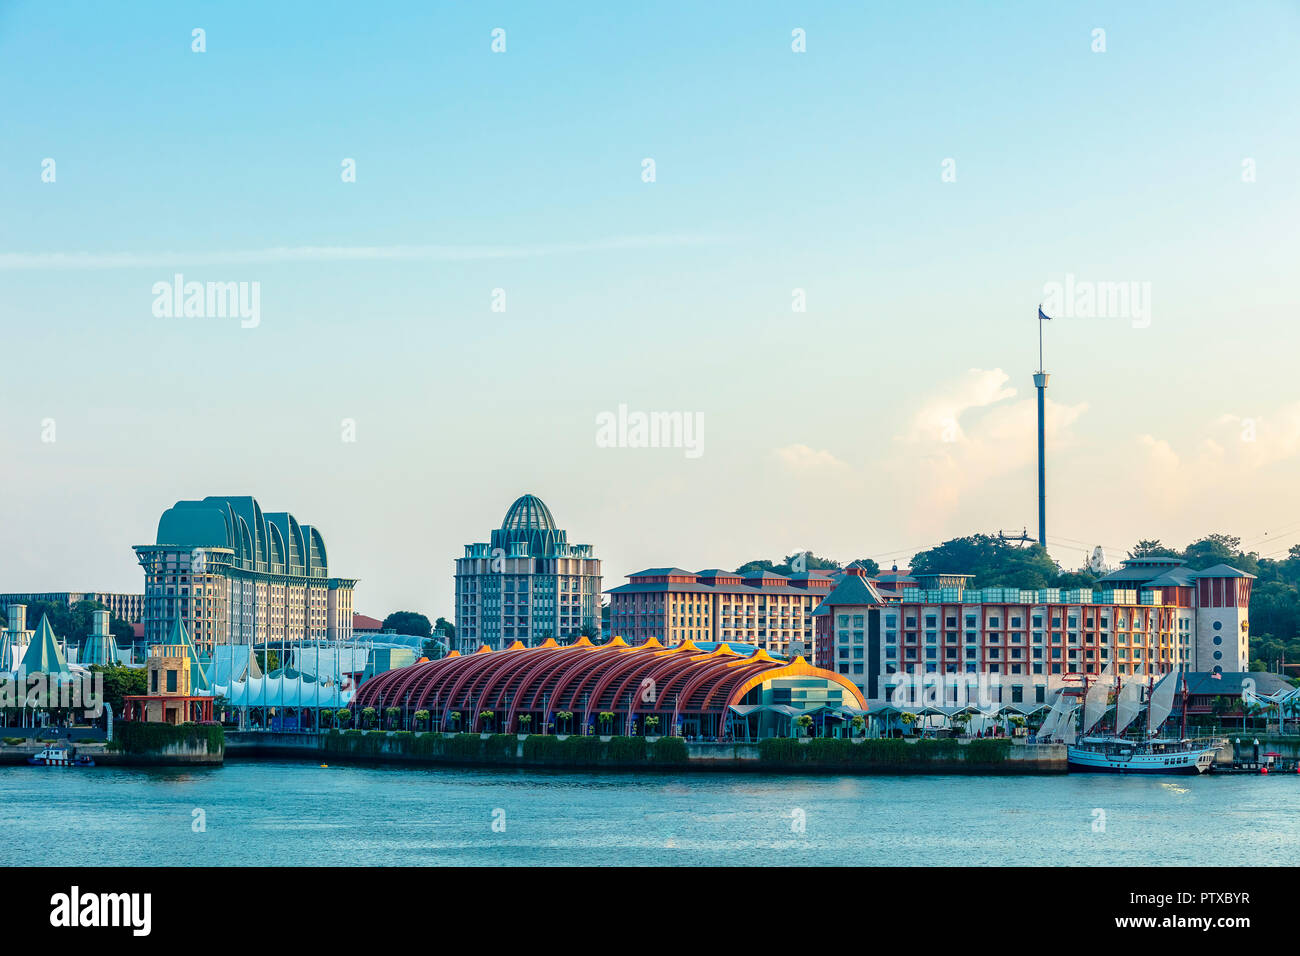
[449,711,462,732]
[518,714,532,734]
[556,710,573,735]
[597,711,615,735]
[794,714,814,738]
[384,706,400,730]
[335,708,351,729]
[645,716,661,737]
[361,707,376,730]
[900,712,918,737]
[319,709,334,729]
[850,715,865,739]
[479,710,495,732]
[414,709,430,731]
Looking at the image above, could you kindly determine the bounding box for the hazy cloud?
[0,234,726,270]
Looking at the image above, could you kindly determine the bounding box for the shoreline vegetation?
[219,729,1063,774]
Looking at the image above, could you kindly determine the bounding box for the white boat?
[26,746,94,767]
[1047,671,1219,775]
[1067,736,1216,774]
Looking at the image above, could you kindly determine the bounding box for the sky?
[2,0,1299,619]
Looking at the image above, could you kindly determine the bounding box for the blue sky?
[2,0,1299,616]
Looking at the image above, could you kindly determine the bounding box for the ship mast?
[1179,672,1189,741]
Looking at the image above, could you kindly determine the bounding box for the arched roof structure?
[155,495,330,578]
[354,637,866,731]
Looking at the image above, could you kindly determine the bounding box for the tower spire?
[1035,306,1052,547]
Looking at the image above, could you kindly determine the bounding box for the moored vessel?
[1067,736,1216,774]
[26,746,94,768]
[1039,668,1220,775]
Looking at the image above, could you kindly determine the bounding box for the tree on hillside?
[433,616,455,639]
[849,558,882,576]
[737,553,844,575]
[909,535,1059,589]
[381,611,432,638]
[1054,569,1099,589]
[777,552,841,574]
[1127,539,1180,559]
[1182,534,1259,574]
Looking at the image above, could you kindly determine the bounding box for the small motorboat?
[27,746,93,768]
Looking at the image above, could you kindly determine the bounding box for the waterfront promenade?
[224,729,1069,773]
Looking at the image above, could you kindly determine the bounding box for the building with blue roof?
[133,495,357,656]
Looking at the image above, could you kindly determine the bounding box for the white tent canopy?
[214,676,351,709]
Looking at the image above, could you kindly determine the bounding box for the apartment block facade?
[813,558,1254,707]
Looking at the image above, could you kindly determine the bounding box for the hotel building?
[813,557,1254,707]
[454,494,602,652]
[605,568,836,657]
[0,591,145,623]
[133,495,357,656]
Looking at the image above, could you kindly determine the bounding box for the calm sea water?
[2,760,1296,866]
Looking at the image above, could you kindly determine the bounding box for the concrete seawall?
[0,740,222,766]
[225,731,1067,774]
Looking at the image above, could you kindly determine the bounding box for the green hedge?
[651,736,689,765]
[444,733,486,757]
[964,738,1012,764]
[319,730,692,767]
[605,735,648,762]
[758,736,1007,767]
[483,734,518,759]
[107,722,224,754]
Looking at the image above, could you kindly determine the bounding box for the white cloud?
[0,234,725,270]
[768,369,1088,539]
[892,368,1087,518]
[904,368,1018,444]
[773,443,851,475]
[1135,401,1300,512]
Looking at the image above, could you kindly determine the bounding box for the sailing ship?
[1037,668,1217,774]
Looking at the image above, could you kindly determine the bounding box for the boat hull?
[25,748,92,768]
[1068,745,1215,775]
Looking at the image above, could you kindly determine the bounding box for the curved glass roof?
[501,494,557,533]
[153,495,329,578]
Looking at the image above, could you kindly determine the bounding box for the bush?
[606,736,647,763]
[483,734,517,759]
[2,737,24,746]
[107,722,224,754]
[759,736,967,768]
[444,733,485,758]
[964,738,1012,764]
[522,734,562,761]
[651,736,688,765]
[758,738,804,763]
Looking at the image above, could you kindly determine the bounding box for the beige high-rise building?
[134,495,356,657]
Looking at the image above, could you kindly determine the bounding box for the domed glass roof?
[501,494,557,533]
